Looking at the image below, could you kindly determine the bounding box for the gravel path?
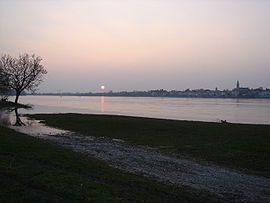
[10,119,270,203]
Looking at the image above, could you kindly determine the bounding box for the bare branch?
[0,53,47,103]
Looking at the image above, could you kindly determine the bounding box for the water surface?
[16,96,270,125]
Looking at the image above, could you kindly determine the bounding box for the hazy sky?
[1,0,270,92]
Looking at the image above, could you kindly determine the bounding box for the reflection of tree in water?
[0,109,11,125]
[0,105,31,126]
[13,108,25,126]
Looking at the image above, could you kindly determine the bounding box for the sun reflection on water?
[100,96,105,113]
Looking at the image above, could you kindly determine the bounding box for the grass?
[0,125,218,202]
[0,100,31,109]
[30,113,270,177]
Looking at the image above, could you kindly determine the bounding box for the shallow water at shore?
[0,108,69,136]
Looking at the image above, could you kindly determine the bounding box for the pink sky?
[1,0,270,92]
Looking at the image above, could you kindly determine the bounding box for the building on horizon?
[236,80,240,89]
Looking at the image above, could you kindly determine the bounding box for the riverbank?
[30,114,270,177]
[0,125,216,202]
[5,113,269,202]
[2,113,270,202]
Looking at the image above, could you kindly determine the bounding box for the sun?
[100,85,105,90]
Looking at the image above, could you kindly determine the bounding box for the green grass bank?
[0,101,31,109]
[0,125,218,202]
[30,114,270,177]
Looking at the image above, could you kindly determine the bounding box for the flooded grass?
[0,125,218,202]
[29,113,270,177]
[0,101,31,109]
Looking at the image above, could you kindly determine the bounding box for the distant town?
[32,81,270,98]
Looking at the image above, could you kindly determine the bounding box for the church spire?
[236,80,240,89]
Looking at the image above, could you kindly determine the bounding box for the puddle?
[0,107,69,137]
[10,116,69,137]
[0,109,12,126]
[112,138,125,143]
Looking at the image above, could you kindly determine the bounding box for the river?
[13,95,270,125]
[15,96,270,124]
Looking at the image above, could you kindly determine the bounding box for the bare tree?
[0,53,47,103]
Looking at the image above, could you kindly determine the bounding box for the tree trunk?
[15,92,20,104]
